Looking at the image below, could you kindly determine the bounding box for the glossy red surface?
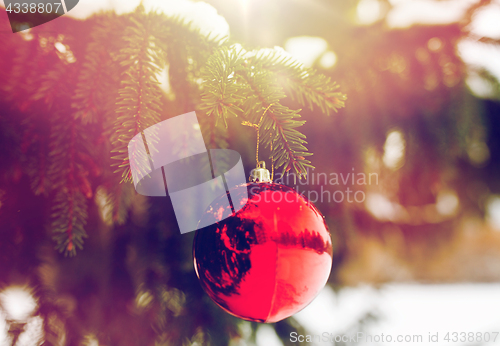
[193,183,332,323]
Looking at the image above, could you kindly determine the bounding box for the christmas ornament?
[193,162,332,323]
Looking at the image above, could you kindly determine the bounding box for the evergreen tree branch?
[200,46,334,175]
[150,14,225,114]
[252,49,346,115]
[32,50,93,255]
[21,116,51,196]
[72,14,124,124]
[3,30,62,111]
[111,9,163,183]
[237,69,313,175]
[199,46,245,126]
[49,112,89,256]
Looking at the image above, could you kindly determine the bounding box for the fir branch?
[282,72,346,115]
[237,68,312,174]
[199,108,231,178]
[149,13,226,114]
[72,14,124,124]
[200,107,229,151]
[150,13,226,63]
[49,112,89,256]
[21,118,51,196]
[238,72,313,175]
[253,49,346,115]
[198,45,346,175]
[14,32,92,255]
[200,46,320,175]
[109,181,136,225]
[28,136,50,195]
[199,46,245,126]
[32,62,71,109]
[111,9,163,183]
[3,31,61,110]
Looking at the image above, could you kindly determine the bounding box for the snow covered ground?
[257,283,500,346]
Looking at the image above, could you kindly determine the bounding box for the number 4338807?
[444,332,498,343]
[6,3,63,14]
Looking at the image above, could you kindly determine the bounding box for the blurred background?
[1,0,500,345]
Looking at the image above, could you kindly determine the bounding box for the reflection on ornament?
[193,183,332,323]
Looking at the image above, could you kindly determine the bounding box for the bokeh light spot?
[357,0,382,25]
[467,141,490,167]
[320,51,337,69]
[428,37,443,52]
[0,286,37,321]
[284,36,328,68]
[436,190,459,216]
[486,195,500,230]
[383,130,406,170]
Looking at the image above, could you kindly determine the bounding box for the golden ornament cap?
[249,161,271,183]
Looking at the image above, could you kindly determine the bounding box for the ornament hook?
[249,161,271,183]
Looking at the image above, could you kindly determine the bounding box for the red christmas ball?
[193,182,332,323]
